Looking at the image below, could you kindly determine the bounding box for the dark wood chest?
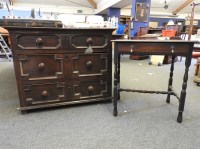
[6,27,114,113]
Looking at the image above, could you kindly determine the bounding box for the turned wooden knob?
[86,61,93,68]
[41,90,48,97]
[86,38,93,45]
[130,45,135,52]
[36,38,43,45]
[170,45,174,53]
[38,63,45,71]
[88,86,94,93]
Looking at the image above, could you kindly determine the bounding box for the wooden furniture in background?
[137,27,149,37]
[112,39,195,123]
[148,28,163,34]
[120,15,131,25]
[194,44,200,85]
[184,25,199,35]
[0,27,12,60]
[194,57,200,85]
[0,27,10,46]
[137,27,163,37]
[5,27,114,113]
[0,27,9,35]
[120,15,132,37]
[186,2,200,85]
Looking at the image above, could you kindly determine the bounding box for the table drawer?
[71,78,109,100]
[67,53,108,77]
[23,82,66,106]
[19,54,64,81]
[16,34,61,50]
[117,42,190,55]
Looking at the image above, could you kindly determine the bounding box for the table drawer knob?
[130,45,135,52]
[38,63,45,71]
[170,45,174,53]
[88,86,94,93]
[41,90,48,97]
[36,38,43,45]
[86,61,93,69]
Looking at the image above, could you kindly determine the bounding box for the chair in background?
[194,58,200,85]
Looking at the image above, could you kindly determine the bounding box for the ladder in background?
[0,34,12,61]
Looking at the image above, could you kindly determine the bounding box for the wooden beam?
[88,0,97,9]
[188,3,195,40]
[173,0,193,15]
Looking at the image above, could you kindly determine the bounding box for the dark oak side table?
[112,39,195,123]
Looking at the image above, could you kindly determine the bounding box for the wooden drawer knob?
[130,45,135,52]
[86,38,93,45]
[36,38,43,45]
[41,90,48,97]
[86,61,93,69]
[88,86,94,93]
[38,63,45,71]
[170,45,174,53]
[85,38,94,53]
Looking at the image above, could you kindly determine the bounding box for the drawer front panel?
[23,82,66,105]
[70,53,108,77]
[72,79,109,100]
[19,54,64,81]
[117,42,190,55]
[70,34,108,50]
[16,34,61,50]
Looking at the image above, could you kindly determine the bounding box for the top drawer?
[70,34,108,50]
[16,34,62,50]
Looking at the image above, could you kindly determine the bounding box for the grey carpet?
[0,56,200,149]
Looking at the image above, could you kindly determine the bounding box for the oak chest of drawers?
[6,27,114,113]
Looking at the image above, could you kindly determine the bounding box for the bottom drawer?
[19,79,111,109]
[22,82,66,106]
[71,78,110,100]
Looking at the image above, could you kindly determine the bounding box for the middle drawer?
[18,53,109,81]
[18,54,64,81]
[65,53,109,78]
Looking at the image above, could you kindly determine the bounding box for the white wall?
[95,0,121,14]
[13,3,95,15]
[120,9,131,16]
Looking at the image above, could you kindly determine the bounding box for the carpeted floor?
[0,56,200,149]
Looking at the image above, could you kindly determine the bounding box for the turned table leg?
[177,56,191,123]
[117,53,121,100]
[113,47,119,116]
[166,56,175,103]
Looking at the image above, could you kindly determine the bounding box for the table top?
[4,26,116,31]
[112,39,197,43]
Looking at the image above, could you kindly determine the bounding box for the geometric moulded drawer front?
[19,54,64,80]
[71,53,107,77]
[71,34,107,49]
[16,34,61,50]
[23,82,65,105]
[72,79,108,100]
